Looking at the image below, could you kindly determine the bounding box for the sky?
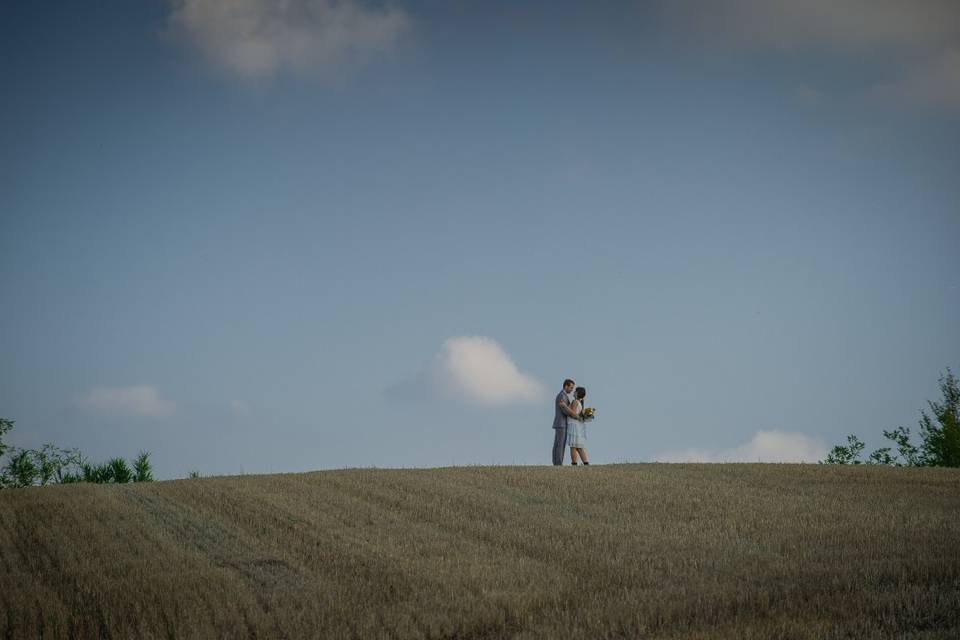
[2,0,958,479]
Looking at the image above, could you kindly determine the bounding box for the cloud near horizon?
[166,0,412,81]
[652,430,828,463]
[78,385,176,418]
[390,336,546,408]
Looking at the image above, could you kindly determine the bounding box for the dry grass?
[2,463,958,639]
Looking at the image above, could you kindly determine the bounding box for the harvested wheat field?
[2,463,959,639]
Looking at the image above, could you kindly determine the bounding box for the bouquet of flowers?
[581,407,596,422]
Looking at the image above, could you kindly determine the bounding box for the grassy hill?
[2,464,959,639]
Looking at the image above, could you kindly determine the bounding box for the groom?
[552,378,577,465]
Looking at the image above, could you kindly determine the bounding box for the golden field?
[2,463,958,639]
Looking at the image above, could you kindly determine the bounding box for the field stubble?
[1,463,958,638]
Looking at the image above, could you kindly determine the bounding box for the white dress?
[566,401,587,448]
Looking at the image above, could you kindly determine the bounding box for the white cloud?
[166,0,412,81]
[78,385,176,418]
[652,430,827,463]
[392,336,546,408]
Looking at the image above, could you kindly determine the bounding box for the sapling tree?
[0,417,12,459]
[917,369,960,467]
[133,451,154,482]
[822,435,866,465]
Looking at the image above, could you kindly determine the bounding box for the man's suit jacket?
[553,391,571,430]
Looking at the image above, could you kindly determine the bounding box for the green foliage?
[0,416,156,488]
[188,470,201,479]
[823,368,959,467]
[133,451,154,482]
[82,462,114,484]
[917,368,960,467]
[0,417,13,459]
[822,435,865,464]
[1,443,84,488]
[36,444,84,484]
[5,450,39,489]
[77,453,154,484]
[0,418,13,487]
[109,458,133,484]
[866,447,895,465]
[880,426,920,467]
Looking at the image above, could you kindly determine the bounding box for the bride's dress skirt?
[566,419,587,448]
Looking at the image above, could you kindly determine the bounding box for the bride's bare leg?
[576,448,588,463]
[570,448,579,464]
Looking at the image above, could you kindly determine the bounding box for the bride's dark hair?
[575,387,586,400]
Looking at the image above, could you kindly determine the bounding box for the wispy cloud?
[389,336,546,408]
[78,385,176,418]
[166,0,412,81]
[664,0,959,52]
[872,48,960,110]
[662,0,960,112]
[229,399,252,418]
[652,430,827,463]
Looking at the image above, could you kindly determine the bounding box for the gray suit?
[552,390,572,465]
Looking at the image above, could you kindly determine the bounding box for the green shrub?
[82,462,115,484]
[109,458,133,484]
[0,417,156,488]
[133,451,154,482]
[1,444,84,488]
[5,450,39,488]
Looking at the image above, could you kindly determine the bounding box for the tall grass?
[1,464,958,638]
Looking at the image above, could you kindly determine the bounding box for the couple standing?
[552,378,590,466]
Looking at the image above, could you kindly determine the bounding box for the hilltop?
[2,464,958,638]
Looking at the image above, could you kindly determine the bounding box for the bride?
[567,386,589,465]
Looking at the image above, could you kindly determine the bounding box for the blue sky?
[2,0,958,478]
